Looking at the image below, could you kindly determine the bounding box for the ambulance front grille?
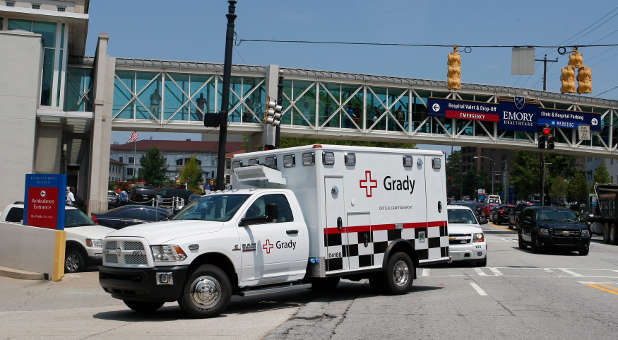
[103,239,150,267]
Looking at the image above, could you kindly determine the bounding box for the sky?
[88,0,618,149]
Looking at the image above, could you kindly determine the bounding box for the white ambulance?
[99,145,449,317]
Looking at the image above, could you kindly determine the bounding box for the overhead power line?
[597,84,618,96]
[237,38,618,50]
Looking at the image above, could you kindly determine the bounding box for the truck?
[589,184,618,244]
[98,145,450,317]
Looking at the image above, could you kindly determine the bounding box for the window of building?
[7,19,62,107]
[128,157,135,164]
[119,156,123,163]
[127,168,134,177]
[32,3,41,9]
[6,1,15,7]
[176,159,183,166]
[57,6,65,12]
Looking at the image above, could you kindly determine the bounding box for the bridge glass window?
[239,76,264,124]
[281,80,315,127]
[136,72,161,120]
[341,84,364,130]
[319,82,342,128]
[113,71,135,118]
[164,73,190,121]
[366,86,388,131]
[64,67,93,111]
[387,87,408,132]
[190,75,217,121]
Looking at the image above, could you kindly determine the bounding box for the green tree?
[594,163,611,184]
[510,151,540,200]
[549,177,568,202]
[140,147,167,186]
[568,171,588,203]
[180,155,203,193]
[446,151,464,199]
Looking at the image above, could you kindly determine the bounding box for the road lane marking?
[488,223,517,233]
[422,268,430,277]
[598,284,618,292]
[475,268,488,276]
[558,268,583,277]
[469,282,488,296]
[489,267,503,276]
[585,283,618,296]
[544,268,554,273]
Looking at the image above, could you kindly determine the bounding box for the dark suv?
[518,207,590,255]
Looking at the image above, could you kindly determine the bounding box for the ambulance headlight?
[344,153,356,166]
[303,152,315,166]
[151,245,187,262]
[283,154,296,168]
[322,151,335,166]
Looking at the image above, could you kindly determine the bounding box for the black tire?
[124,300,164,314]
[384,252,414,295]
[518,233,525,250]
[311,277,340,291]
[610,224,618,245]
[476,257,487,267]
[530,235,539,253]
[64,245,86,273]
[602,223,610,244]
[579,244,589,256]
[179,264,231,318]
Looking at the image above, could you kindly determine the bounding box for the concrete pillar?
[87,34,115,214]
[33,124,63,173]
[0,31,41,209]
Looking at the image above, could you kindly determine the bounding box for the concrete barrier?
[0,222,63,280]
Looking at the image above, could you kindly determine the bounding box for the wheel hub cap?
[393,260,410,287]
[190,275,221,309]
[65,254,79,272]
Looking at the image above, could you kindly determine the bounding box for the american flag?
[128,131,139,143]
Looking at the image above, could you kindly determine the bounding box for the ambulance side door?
[424,155,449,260]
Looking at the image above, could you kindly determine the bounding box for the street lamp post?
[473,156,495,195]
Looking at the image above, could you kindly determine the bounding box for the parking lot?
[1,223,617,339]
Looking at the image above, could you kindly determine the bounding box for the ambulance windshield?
[173,194,250,222]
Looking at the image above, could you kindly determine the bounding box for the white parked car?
[0,202,115,273]
[447,205,487,266]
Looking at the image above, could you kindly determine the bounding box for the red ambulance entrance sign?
[23,174,66,230]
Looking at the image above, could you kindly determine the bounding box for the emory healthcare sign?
[23,174,66,230]
[427,97,600,132]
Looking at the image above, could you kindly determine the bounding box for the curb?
[0,266,45,280]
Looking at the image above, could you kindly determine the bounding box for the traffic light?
[538,134,546,149]
[264,97,283,126]
[560,66,576,94]
[547,134,555,150]
[568,48,583,69]
[577,65,592,94]
[447,46,461,90]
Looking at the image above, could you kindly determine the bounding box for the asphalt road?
[1,223,616,339]
[265,223,618,340]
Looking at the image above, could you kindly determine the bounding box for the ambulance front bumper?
[449,242,486,262]
[99,265,188,302]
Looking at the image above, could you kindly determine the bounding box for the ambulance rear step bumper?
[239,283,312,297]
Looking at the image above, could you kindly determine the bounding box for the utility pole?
[540,152,545,207]
[216,0,237,190]
[535,54,558,91]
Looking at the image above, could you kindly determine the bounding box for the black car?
[452,201,488,224]
[92,205,171,229]
[508,202,533,228]
[491,204,515,225]
[518,206,590,255]
[130,187,157,203]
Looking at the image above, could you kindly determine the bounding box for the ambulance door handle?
[337,217,343,230]
[286,229,298,235]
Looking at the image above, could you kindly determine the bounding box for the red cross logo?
[359,170,378,197]
[263,239,274,254]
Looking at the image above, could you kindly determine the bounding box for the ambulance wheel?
[179,264,231,318]
[384,252,413,294]
[123,300,164,314]
[311,277,340,291]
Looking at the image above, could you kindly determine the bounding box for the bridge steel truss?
[99,58,618,158]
